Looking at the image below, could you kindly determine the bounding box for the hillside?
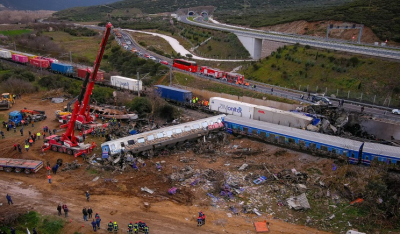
[53,0,350,21]
[244,44,400,106]
[216,0,400,42]
[0,0,121,11]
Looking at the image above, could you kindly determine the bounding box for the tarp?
[254,221,269,232]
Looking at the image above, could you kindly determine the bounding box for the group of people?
[108,220,149,234]
[197,211,206,227]
[56,204,70,217]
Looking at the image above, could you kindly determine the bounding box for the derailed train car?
[101,114,226,157]
[223,115,363,162]
[210,97,313,129]
[223,115,400,166]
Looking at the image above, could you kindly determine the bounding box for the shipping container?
[29,58,50,69]
[209,97,256,119]
[199,66,225,78]
[13,52,37,61]
[37,56,58,64]
[0,50,12,59]
[154,85,192,103]
[77,68,104,81]
[51,63,73,76]
[110,75,142,91]
[12,54,29,64]
[253,106,313,128]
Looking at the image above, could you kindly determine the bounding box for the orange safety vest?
[47,175,51,179]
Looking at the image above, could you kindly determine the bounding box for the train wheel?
[58,147,64,153]
[66,149,73,155]
[51,145,58,151]
[24,168,31,174]
[15,168,22,173]
[4,167,12,172]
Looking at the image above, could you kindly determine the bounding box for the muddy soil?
[0,93,332,234]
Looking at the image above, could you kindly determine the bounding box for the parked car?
[160,60,169,65]
[392,109,400,115]
[149,56,157,61]
[311,95,332,105]
[144,54,150,58]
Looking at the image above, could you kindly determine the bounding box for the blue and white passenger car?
[361,142,400,166]
[223,115,364,162]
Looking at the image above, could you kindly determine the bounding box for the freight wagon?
[154,85,192,104]
[12,54,28,64]
[0,158,43,174]
[254,105,312,129]
[110,75,142,91]
[77,68,104,81]
[209,97,256,119]
[29,58,50,69]
[37,56,58,65]
[51,63,74,76]
[210,97,313,129]
[0,50,12,59]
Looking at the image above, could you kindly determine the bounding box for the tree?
[127,97,152,118]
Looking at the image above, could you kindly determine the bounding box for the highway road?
[85,25,400,123]
[179,16,400,60]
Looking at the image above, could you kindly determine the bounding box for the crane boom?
[79,23,113,122]
[63,23,112,144]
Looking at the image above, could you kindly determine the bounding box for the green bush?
[127,97,152,117]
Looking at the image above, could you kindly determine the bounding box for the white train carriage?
[101,114,226,157]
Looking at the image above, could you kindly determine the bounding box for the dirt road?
[0,93,331,234]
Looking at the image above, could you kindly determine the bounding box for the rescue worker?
[133,222,139,233]
[113,221,119,233]
[144,225,149,234]
[25,143,29,152]
[202,213,206,225]
[37,132,41,140]
[107,221,113,232]
[197,215,202,226]
[128,222,134,233]
[95,214,101,229]
[91,219,97,232]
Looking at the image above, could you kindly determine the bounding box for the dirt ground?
[260,20,399,46]
[0,93,333,234]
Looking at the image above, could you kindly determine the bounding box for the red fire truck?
[199,66,225,79]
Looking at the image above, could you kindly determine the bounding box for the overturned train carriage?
[101,114,226,157]
[223,115,364,162]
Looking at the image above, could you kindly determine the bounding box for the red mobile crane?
[42,23,113,157]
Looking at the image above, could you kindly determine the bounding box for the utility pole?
[137,72,140,97]
[170,67,173,86]
[69,51,72,64]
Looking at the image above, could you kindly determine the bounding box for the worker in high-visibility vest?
[25,144,29,152]
[37,132,41,140]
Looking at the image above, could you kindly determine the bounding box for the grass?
[245,45,400,106]
[0,211,64,234]
[0,29,32,36]
[43,31,103,63]
[129,32,175,57]
[111,8,142,17]
[170,71,297,104]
